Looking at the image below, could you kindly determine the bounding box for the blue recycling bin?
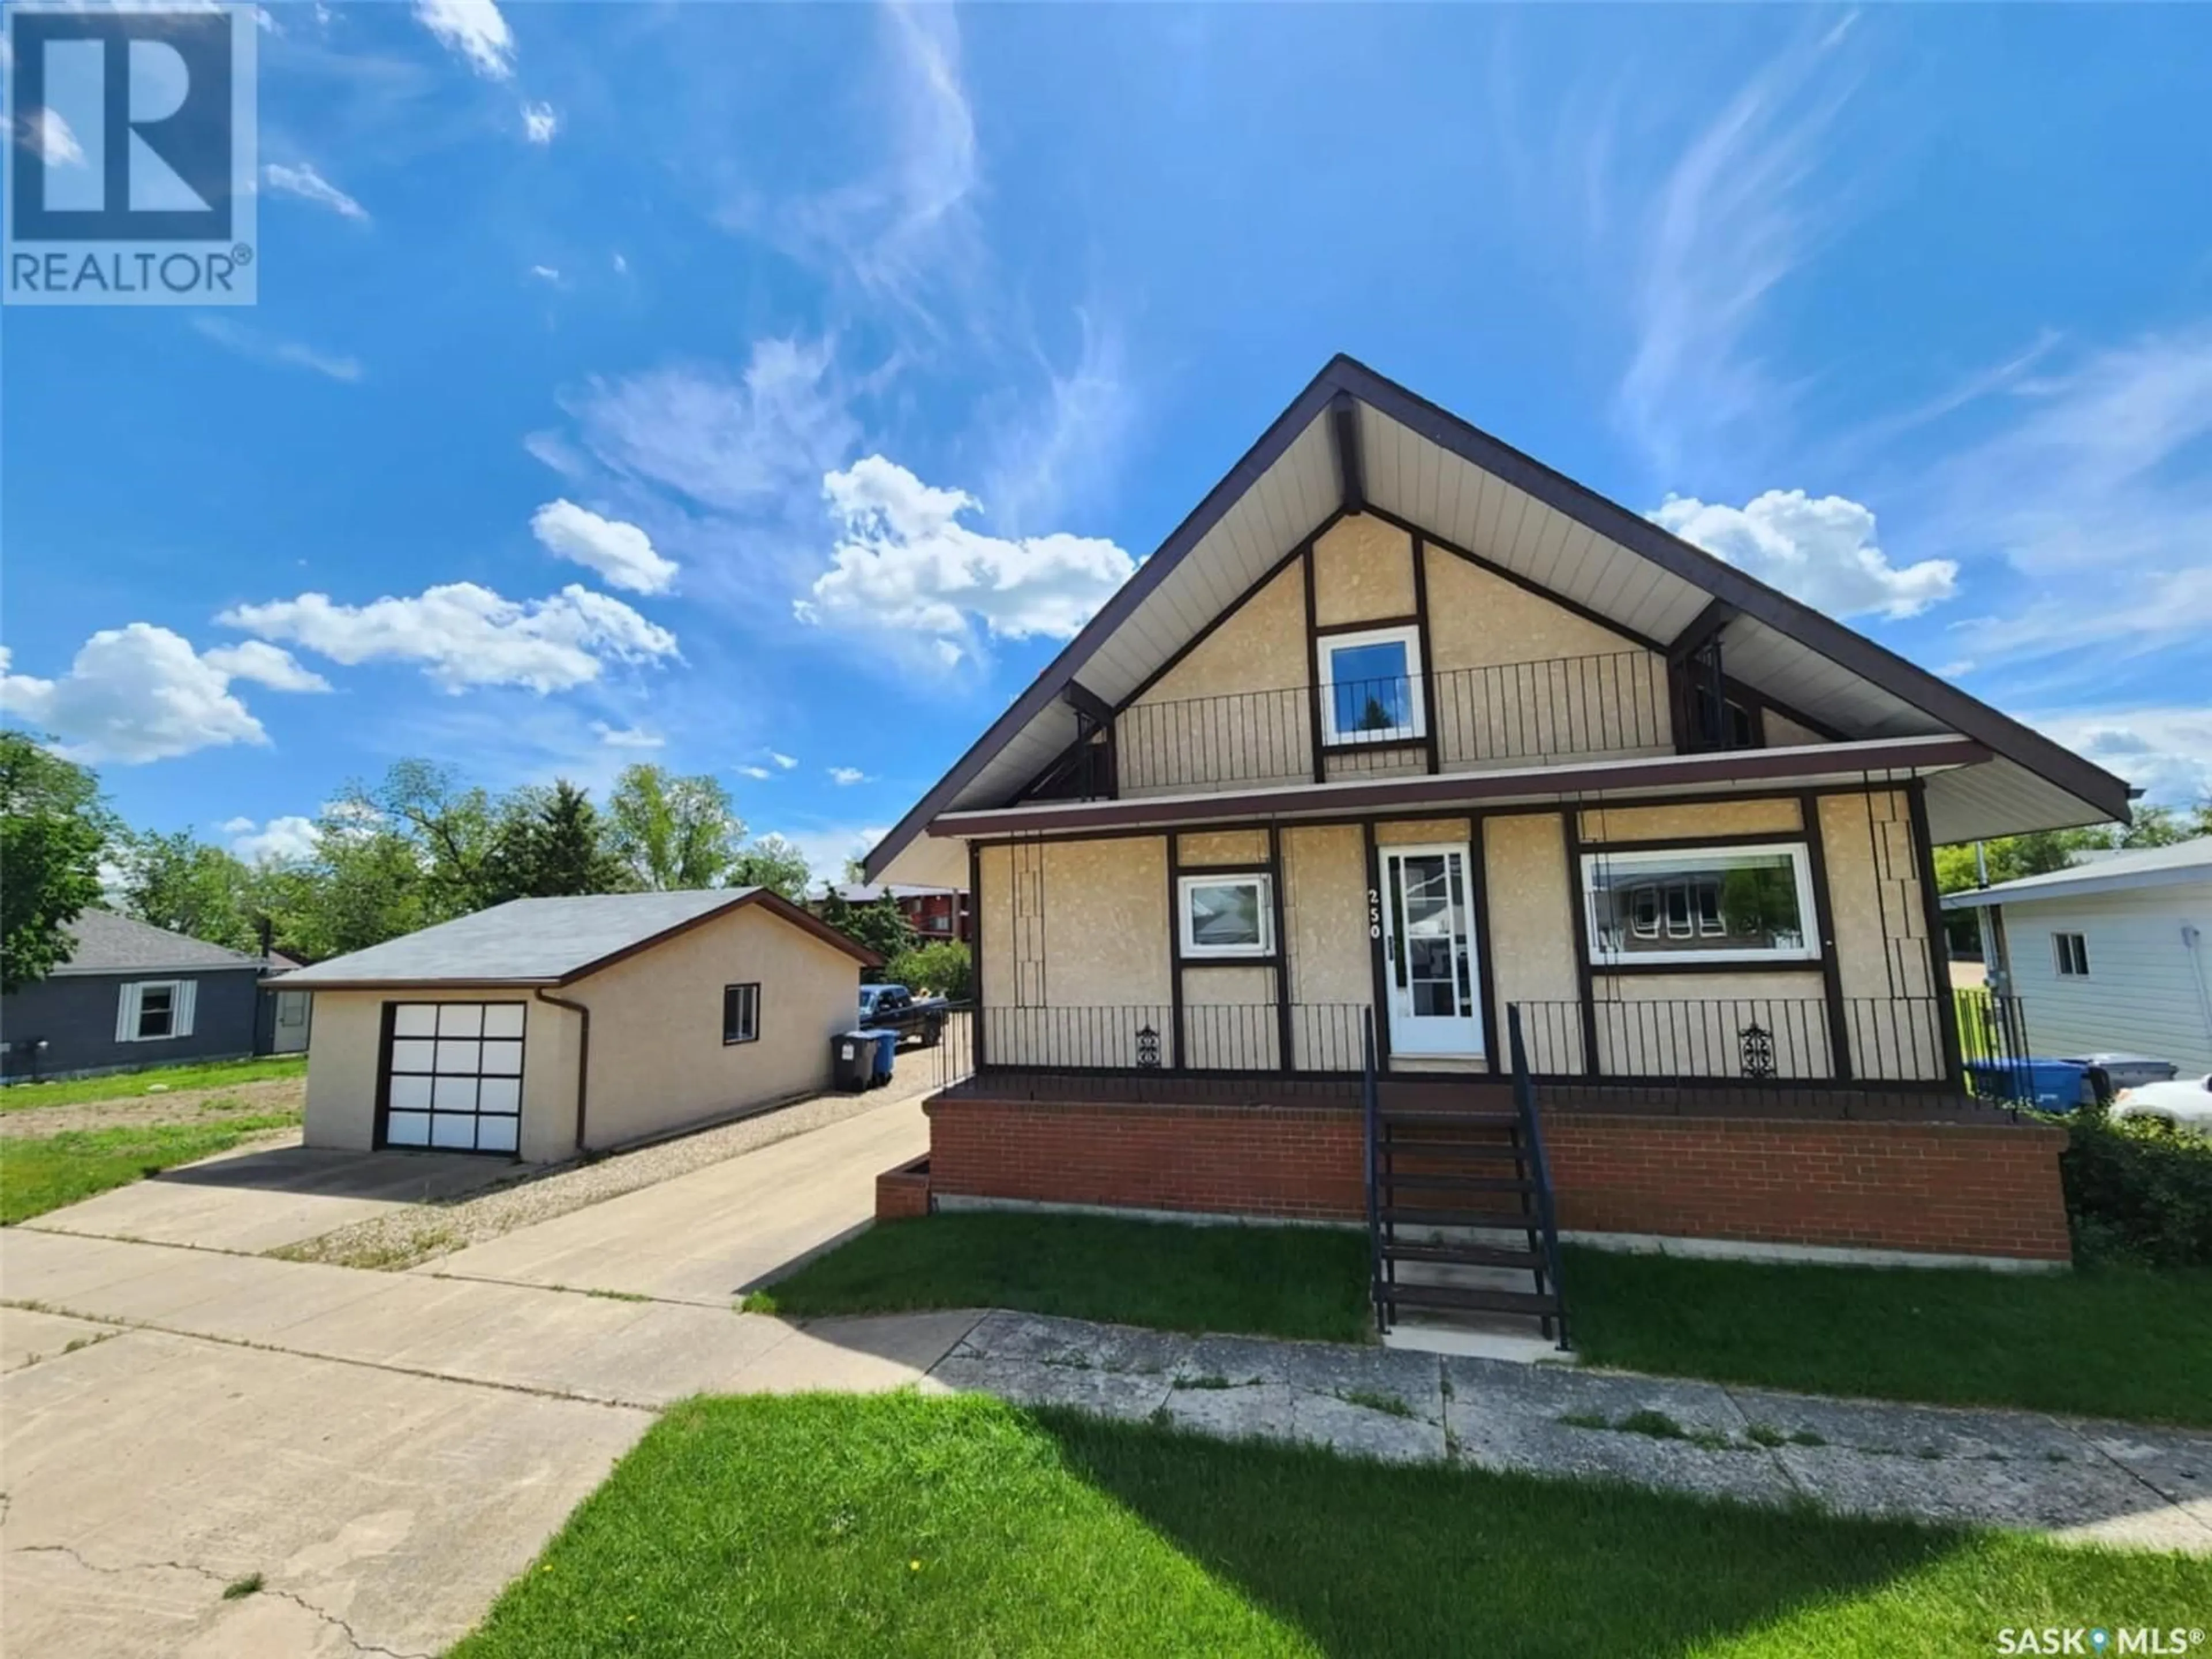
[857,1027,898,1088]
[1965,1058,2092,1110]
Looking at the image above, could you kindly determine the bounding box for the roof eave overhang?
[1941,864,2212,910]
[929,736,1990,840]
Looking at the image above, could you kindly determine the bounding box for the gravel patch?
[271,1067,941,1271]
[0,1078,306,1139]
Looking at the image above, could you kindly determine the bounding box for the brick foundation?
[923,1095,2073,1261]
[876,1156,933,1220]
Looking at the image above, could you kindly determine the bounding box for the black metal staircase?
[1364,1005,1569,1349]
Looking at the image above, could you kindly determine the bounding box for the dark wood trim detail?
[1331,392,1365,514]
[1267,823,1293,1073]
[1668,599,1738,663]
[1363,820,1392,1073]
[1410,533,1441,777]
[1302,541,1327,785]
[1462,814,1500,1067]
[1112,525,1332,717]
[1318,737,1429,757]
[1166,834,1187,1070]
[1172,861,1275,877]
[1798,790,1855,1083]
[372,999,396,1150]
[1590,959,1829,978]
[1062,680,1114,726]
[934,738,1992,839]
[1575,827,1810,853]
[1361,502,1671,657]
[1181,955,1284,970]
[1907,778,1966,1088]
[1562,808,1601,1078]
[1313,612,1422,637]
[969,839,987,1070]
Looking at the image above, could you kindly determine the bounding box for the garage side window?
[724,983,760,1045]
[116,979,196,1041]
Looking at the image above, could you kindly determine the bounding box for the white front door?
[1381,843,1485,1059]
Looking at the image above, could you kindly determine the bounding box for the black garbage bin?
[832,1029,875,1093]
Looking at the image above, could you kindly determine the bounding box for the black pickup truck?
[856,983,950,1048]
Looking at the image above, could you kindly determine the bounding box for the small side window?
[2052,933,2090,978]
[723,983,760,1044]
[1179,874,1273,959]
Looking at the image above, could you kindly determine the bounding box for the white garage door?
[381,1002,526,1153]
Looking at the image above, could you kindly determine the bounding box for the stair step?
[1375,1172,1534,1195]
[1378,1240,1544,1270]
[1374,1281,1562,1317]
[1378,1206,1539,1231]
[1377,1133,1524,1158]
[1377,1109,1519,1130]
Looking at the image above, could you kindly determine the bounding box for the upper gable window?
[1320,625,1426,745]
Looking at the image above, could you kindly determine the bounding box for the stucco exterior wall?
[302,987,576,1164]
[1312,514,1415,626]
[1483,813,1582,1071]
[1818,790,1942,1081]
[562,903,861,1150]
[1042,837,1171,1006]
[1179,830,1268,866]
[1119,563,1309,797]
[1376,817,1472,846]
[1181,964,1280,1070]
[1579,798,1805,843]
[1283,825,1370,1067]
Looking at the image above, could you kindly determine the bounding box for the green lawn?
[745,1211,1373,1344]
[0,1054,306,1112]
[1566,1247,2212,1428]
[452,1392,2210,1659]
[0,1113,301,1224]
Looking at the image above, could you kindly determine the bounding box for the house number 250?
[1367,888,1382,939]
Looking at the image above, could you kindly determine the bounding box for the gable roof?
[50,910,266,977]
[1941,837,2212,910]
[278,889,880,989]
[865,354,2131,878]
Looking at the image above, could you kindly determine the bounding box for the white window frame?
[116,978,196,1043]
[723,982,761,1045]
[1581,843,1820,967]
[1318,624,1426,746]
[2052,932,2090,978]
[1177,872,1274,959]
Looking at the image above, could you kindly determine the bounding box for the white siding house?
[1944,840,2212,1074]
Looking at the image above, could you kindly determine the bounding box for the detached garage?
[282,889,881,1162]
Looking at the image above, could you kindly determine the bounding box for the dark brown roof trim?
[931,737,1992,839]
[865,354,2130,878]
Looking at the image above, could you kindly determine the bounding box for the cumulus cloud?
[263,162,368,222]
[414,0,512,78]
[202,641,331,693]
[827,766,869,786]
[531,499,678,594]
[1652,490,1959,621]
[798,456,1134,657]
[225,814,321,865]
[592,722,664,750]
[218,583,679,694]
[521,101,558,144]
[0,627,268,763]
[2030,707,2212,809]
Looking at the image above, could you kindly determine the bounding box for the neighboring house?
[256,952,314,1057]
[278,889,881,1161]
[1942,839,2212,1075]
[863,356,2134,1293]
[816,883,972,944]
[0,910,269,1082]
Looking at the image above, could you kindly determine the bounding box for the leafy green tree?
[265,797,438,961]
[821,891,914,964]
[884,940,972,999]
[487,781,631,900]
[727,834,812,902]
[0,733,112,993]
[607,764,744,890]
[115,829,263,954]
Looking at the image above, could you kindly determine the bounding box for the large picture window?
[1319,625,1425,745]
[1582,843,1818,965]
[1178,873,1274,958]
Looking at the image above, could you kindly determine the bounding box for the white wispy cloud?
[263,161,368,222]
[1652,490,1958,621]
[414,0,513,78]
[827,766,869,786]
[980,312,1137,537]
[529,263,561,283]
[768,751,797,770]
[218,584,680,695]
[521,100,558,144]
[736,764,774,780]
[191,317,362,383]
[225,814,321,864]
[2028,707,2212,809]
[202,641,332,693]
[0,629,267,764]
[531,499,679,594]
[13,109,85,167]
[796,455,1134,661]
[592,721,665,750]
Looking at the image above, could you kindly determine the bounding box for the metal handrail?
[1508,1004,1570,1353]
[1361,1005,1384,1336]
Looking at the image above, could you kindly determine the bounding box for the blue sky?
[6,2,2210,874]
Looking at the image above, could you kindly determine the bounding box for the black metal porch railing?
[970,1002,1371,1077]
[1511,996,1960,1084]
[1113,649,1672,795]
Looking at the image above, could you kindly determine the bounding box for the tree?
[264,797,437,961]
[0,733,111,993]
[607,764,744,889]
[115,829,263,954]
[487,781,631,900]
[727,833,811,902]
[885,940,972,999]
[820,891,913,964]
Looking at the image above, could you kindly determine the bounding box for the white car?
[2112,1074,2212,1138]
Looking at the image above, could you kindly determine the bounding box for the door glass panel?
[438,1004,484,1037]
[481,1003,526,1039]
[393,1004,437,1037]
[386,1111,431,1145]
[476,1115,518,1153]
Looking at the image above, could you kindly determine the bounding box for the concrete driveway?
[1,1096,962,1657]
[30,1146,514,1253]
